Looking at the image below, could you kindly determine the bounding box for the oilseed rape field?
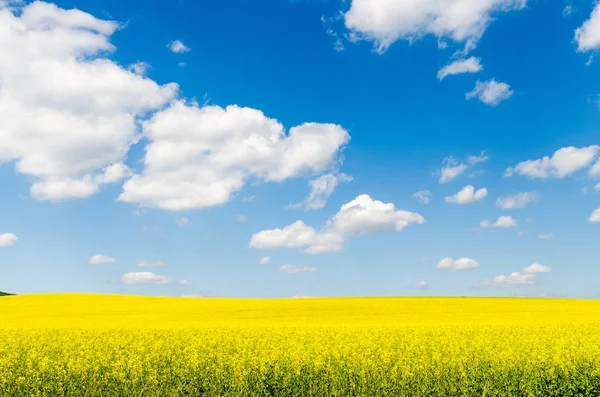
[1,294,600,396]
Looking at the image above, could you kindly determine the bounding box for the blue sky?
[0,0,599,298]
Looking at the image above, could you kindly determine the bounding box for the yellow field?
[1,294,600,396]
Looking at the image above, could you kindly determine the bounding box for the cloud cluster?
[435,257,480,270]
[480,216,518,228]
[343,0,526,53]
[250,194,424,253]
[87,254,116,265]
[118,102,351,210]
[0,2,179,202]
[445,185,488,204]
[292,172,352,210]
[466,79,513,106]
[121,272,188,285]
[482,263,551,287]
[505,146,599,179]
[437,152,488,183]
[496,192,540,209]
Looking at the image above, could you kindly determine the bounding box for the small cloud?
[435,257,480,270]
[259,256,270,265]
[167,40,190,53]
[127,61,151,76]
[538,233,553,239]
[279,264,318,274]
[291,173,352,210]
[445,185,488,204]
[88,254,116,265]
[137,260,166,267]
[412,281,429,289]
[480,216,518,228]
[437,57,483,81]
[590,208,600,222]
[176,217,190,226]
[563,3,574,16]
[517,231,528,237]
[0,233,18,247]
[413,189,432,204]
[242,195,256,202]
[436,153,488,183]
[237,215,248,223]
[120,271,180,285]
[480,263,551,287]
[466,79,513,106]
[585,56,593,66]
[496,192,540,209]
[178,62,186,67]
[595,183,600,192]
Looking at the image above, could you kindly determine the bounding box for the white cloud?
[483,263,551,287]
[0,1,179,202]
[563,3,574,17]
[505,146,600,179]
[128,61,151,76]
[118,101,350,210]
[480,215,518,228]
[590,159,600,177]
[437,57,483,80]
[0,233,18,247]
[250,194,424,254]
[279,264,318,274]
[120,271,185,285]
[435,257,480,270]
[538,233,553,239]
[412,281,428,289]
[136,260,166,267]
[437,152,488,183]
[259,256,270,265]
[343,0,526,53]
[590,208,600,222]
[413,189,432,204]
[88,254,116,264]
[292,172,352,210]
[496,192,540,209]
[167,40,190,53]
[445,185,487,204]
[575,3,600,52]
[466,79,513,106]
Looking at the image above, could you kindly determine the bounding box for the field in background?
[1,294,600,396]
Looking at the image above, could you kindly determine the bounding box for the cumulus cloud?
[445,185,488,204]
[136,260,166,268]
[259,256,270,265]
[496,192,540,209]
[482,263,551,287]
[279,264,318,274]
[88,254,116,264]
[466,79,513,106]
[343,0,526,53]
[0,233,18,247]
[120,271,187,285]
[437,152,488,183]
[167,40,190,53]
[590,208,600,222]
[437,57,483,80]
[118,102,350,210]
[413,189,432,204]
[590,159,600,177]
[435,257,480,270]
[575,3,600,52]
[0,1,179,202]
[505,146,599,179]
[250,194,424,254]
[480,216,518,228]
[292,172,352,210]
